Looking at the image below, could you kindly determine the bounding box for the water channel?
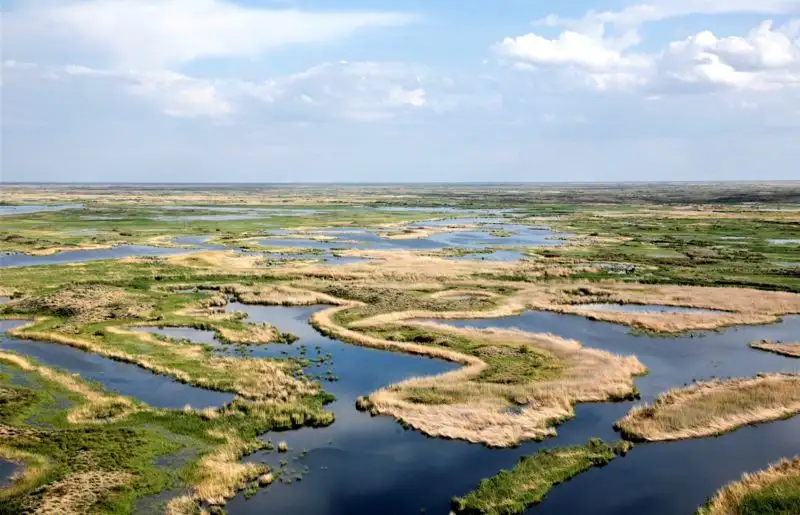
[0,320,233,409]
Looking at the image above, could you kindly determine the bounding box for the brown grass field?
[750,340,800,358]
[615,374,800,442]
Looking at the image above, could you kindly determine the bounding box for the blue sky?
[2,0,799,182]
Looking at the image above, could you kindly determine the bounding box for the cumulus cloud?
[497,0,800,95]
[497,31,635,71]
[495,29,650,90]
[4,0,417,69]
[654,21,800,93]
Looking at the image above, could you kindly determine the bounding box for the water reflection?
[0,459,19,488]
[0,320,233,409]
[226,306,799,515]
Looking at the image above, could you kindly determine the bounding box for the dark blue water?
[530,417,800,515]
[0,321,233,409]
[225,306,799,515]
[0,459,19,487]
[0,245,195,268]
[225,304,543,515]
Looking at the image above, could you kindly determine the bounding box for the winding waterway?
[1,290,797,512]
[223,305,800,515]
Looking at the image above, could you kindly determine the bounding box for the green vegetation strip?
[451,439,632,515]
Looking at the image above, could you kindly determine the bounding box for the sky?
[1,0,799,183]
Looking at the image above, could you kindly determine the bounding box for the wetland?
[0,183,798,515]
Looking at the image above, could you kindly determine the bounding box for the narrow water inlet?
[0,321,234,409]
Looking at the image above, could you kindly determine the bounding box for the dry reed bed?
[311,299,644,447]
[365,322,645,447]
[750,340,800,358]
[18,243,117,257]
[428,289,501,300]
[219,283,347,306]
[349,280,800,333]
[178,430,267,507]
[615,374,800,442]
[33,470,136,515]
[519,282,800,332]
[696,457,800,515]
[548,282,800,315]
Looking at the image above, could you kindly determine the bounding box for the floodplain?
[0,182,798,515]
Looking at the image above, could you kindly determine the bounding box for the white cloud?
[498,0,800,95]
[539,0,800,33]
[653,20,800,92]
[494,29,650,90]
[497,31,634,71]
[3,60,474,121]
[4,0,417,69]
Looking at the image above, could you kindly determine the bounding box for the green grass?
[367,326,563,386]
[0,203,448,255]
[451,439,633,515]
[537,213,800,292]
[0,356,334,514]
[402,387,469,405]
[736,475,800,515]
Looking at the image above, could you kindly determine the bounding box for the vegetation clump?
[12,284,155,323]
[451,439,632,515]
[615,374,800,442]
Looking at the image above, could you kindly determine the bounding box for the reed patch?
[750,340,800,358]
[615,374,800,442]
